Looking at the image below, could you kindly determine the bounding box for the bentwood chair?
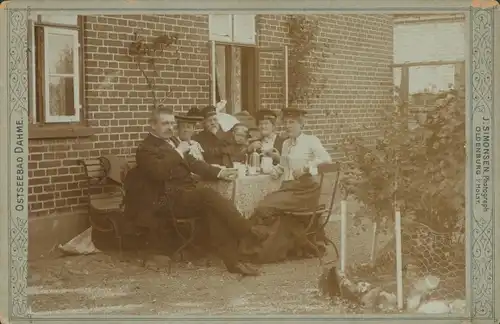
[283,162,341,265]
[97,155,135,253]
[163,180,204,261]
[77,155,133,254]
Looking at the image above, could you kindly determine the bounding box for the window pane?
[48,76,75,116]
[208,15,233,42]
[409,65,455,95]
[407,64,456,128]
[47,33,74,75]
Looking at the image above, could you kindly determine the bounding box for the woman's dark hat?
[233,111,257,130]
[174,107,204,123]
[281,108,307,118]
[200,105,217,119]
[256,109,277,122]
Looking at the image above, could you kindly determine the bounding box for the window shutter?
[232,14,256,44]
[208,14,233,42]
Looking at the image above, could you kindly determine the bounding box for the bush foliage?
[339,89,465,234]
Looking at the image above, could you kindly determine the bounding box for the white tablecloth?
[202,174,282,217]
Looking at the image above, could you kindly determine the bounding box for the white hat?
[214,100,240,132]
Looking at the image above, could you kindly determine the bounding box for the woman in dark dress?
[240,108,333,264]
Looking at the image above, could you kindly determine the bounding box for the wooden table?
[202,174,282,218]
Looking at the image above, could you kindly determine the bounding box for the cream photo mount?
[0,0,497,323]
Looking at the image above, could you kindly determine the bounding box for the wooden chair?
[284,162,341,265]
[78,155,135,253]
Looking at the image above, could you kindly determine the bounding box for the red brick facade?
[28,14,394,217]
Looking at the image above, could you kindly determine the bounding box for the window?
[208,14,257,115]
[393,61,465,128]
[209,41,289,116]
[209,42,260,115]
[208,15,289,116]
[30,15,84,125]
[212,43,257,114]
[208,14,256,45]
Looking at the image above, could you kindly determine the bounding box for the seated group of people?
[121,104,333,277]
[172,104,287,168]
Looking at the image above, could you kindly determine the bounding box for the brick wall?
[28,14,394,217]
[257,14,394,153]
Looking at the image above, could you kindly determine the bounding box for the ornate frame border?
[0,0,496,323]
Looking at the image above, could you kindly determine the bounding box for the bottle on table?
[248,149,261,175]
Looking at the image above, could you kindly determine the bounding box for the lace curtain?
[214,45,242,114]
[215,45,226,107]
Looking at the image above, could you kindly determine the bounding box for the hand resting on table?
[218,168,238,181]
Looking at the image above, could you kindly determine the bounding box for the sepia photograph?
[0,0,497,322]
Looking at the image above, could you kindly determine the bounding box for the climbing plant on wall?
[128,31,179,110]
[285,15,331,109]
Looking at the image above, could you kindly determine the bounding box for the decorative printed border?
[7,7,30,320]
[3,2,496,323]
[470,7,495,319]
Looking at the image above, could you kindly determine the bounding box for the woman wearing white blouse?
[241,108,332,264]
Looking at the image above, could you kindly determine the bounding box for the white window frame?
[208,14,256,45]
[29,19,37,124]
[42,27,81,123]
[208,14,233,43]
[232,14,257,45]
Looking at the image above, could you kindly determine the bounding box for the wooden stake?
[340,199,347,272]
[395,208,404,310]
[370,222,378,263]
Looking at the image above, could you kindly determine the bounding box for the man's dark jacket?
[123,134,221,233]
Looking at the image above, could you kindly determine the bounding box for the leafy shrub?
[339,89,465,234]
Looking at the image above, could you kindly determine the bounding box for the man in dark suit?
[191,105,233,167]
[247,109,286,165]
[131,106,263,276]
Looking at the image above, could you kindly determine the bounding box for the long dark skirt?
[240,175,328,264]
[258,174,321,209]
